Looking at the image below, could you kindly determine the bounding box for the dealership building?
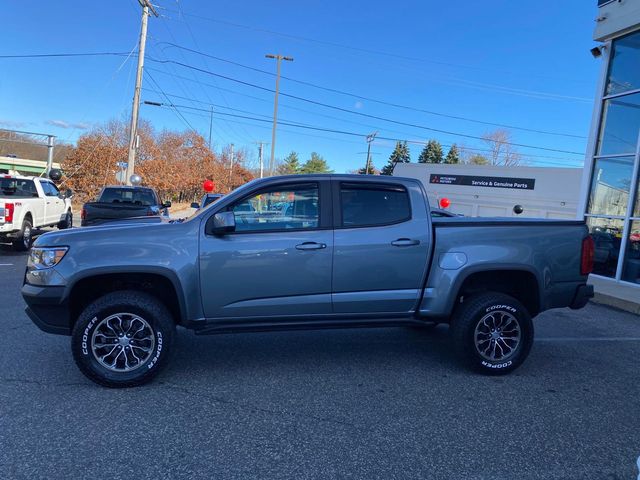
[580,0,640,288]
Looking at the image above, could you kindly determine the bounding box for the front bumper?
[22,283,72,335]
[570,284,595,310]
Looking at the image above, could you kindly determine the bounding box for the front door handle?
[391,238,420,247]
[295,242,327,251]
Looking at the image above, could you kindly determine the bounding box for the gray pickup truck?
[22,175,594,387]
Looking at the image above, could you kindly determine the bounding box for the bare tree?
[481,129,521,166]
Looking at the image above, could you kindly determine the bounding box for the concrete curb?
[591,293,640,316]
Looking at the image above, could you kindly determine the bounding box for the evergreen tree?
[417,139,443,164]
[444,144,460,164]
[300,152,333,174]
[381,141,410,175]
[276,151,301,175]
[357,163,377,174]
[468,154,489,165]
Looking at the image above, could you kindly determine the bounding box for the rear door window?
[0,179,37,198]
[340,183,411,227]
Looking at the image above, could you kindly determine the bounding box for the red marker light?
[203,180,215,192]
[439,197,451,209]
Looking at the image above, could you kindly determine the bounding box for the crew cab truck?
[1,174,73,251]
[22,175,594,388]
[81,186,171,227]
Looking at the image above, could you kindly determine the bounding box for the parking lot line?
[537,337,640,342]
[0,263,14,266]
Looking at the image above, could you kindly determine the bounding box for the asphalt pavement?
[1,246,639,480]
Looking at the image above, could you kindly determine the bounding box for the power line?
[0,52,131,59]
[172,0,257,144]
[158,8,590,86]
[143,56,586,157]
[156,42,587,139]
[144,70,198,134]
[153,101,582,167]
[142,85,582,163]
[146,101,583,167]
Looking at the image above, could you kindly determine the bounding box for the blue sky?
[1,0,602,172]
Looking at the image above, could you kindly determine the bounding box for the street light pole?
[266,54,293,176]
[125,0,158,186]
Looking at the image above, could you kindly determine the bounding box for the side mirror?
[64,189,73,199]
[162,201,172,208]
[190,202,200,209]
[207,211,236,235]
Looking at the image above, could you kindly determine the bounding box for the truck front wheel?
[71,291,175,388]
[450,292,533,375]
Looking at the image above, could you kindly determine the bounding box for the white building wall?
[393,163,582,219]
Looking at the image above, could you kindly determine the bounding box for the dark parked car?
[81,186,170,227]
[190,193,224,210]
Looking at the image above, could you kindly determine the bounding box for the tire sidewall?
[13,219,32,251]
[72,293,173,387]
[456,295,534,375]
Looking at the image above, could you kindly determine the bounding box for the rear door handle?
[391,238,420,247]
[295,242,327,251]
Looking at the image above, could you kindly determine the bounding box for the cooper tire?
[450,292,533,375]
[12,218,33,251]
[71,290,175,388]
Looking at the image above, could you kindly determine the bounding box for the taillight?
[581,236,595,276]
[81,208,86,220]
[4,203,14,223]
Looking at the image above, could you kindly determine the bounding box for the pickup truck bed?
[22,174,594,387]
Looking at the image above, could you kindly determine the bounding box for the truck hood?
[32,217,185,248]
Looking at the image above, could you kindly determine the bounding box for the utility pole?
[365,131,378,174]
[125,0,158,186]
[254,141,268,178]
[228,143,234,190]
[45,135,55,175]
[265,54,293,175]
[208,106,214,150]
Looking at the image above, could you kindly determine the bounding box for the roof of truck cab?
[1,174,44,181]
[245,174,420,184]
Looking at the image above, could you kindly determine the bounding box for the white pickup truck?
[0,174,73,251]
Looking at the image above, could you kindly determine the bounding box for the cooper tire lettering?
[81,316,98,355]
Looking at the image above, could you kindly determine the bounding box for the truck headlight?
[29,247,69,269]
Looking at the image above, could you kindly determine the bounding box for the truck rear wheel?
[71,290,175,388]
[450,292,533,375]
[12,218,33,251]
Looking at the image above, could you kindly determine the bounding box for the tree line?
[276,151,333,175]
[375,129,522,175]
[59,119,253,203]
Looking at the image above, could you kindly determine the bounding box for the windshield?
[0,178,37,198]
[99,188,156,206]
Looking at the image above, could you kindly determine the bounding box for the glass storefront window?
[597,92,640,155]
[586,217,624,278]
[622,221,640,284]
[635,176,640,217]
[588,156,635,216]
[605,30,640,96]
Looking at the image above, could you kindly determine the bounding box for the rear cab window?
[339,182,411,228]
[99,188,157,206]
[1,178,38,198]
